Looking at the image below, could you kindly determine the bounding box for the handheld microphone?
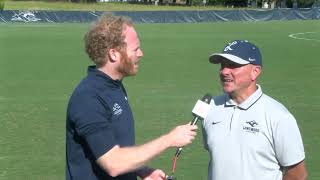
[175,94,212,157]
[167,94,212,180]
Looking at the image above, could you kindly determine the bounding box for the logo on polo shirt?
[243,120,259,134]
[246,120,258,127]
[113,103,123,116]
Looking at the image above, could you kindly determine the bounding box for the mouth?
[221,77,233,83]
[133,61,140,70]
[134,59,140,64]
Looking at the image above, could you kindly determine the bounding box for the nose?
[137,49,143,57]
[220,66,231,75]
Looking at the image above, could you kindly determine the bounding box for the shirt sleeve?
[273,112,305,167]
[69,92,117,160]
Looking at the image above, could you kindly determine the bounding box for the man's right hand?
[96,123,197,177]
[165,123,198,148]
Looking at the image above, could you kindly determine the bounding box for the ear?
[251,65,261,81]
[108,48,120,62]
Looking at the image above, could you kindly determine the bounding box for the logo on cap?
[248,58,256,61]
[224,41,238,52]
[209,40,262,67]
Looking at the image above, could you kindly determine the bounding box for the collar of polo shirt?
[225,85,263,110]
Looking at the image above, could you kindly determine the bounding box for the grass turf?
[0,20,319,179]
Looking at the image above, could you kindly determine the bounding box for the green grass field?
[0,20,319,180]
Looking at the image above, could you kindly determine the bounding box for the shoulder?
[260,94,291,115]
[70,74,116,102]
[67,77,112,114]
[69,78,97,102]
[259,94,297,125]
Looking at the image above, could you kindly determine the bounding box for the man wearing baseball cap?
[202,40,307,180]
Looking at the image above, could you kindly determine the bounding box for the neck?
[230,84,258,104]
[98,64,123,80]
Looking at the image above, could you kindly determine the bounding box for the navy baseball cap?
[209,40,262,67]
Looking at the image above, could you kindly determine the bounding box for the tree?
[0,0,5,10]
[186,0,192,5]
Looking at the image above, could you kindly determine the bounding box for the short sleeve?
[69,93,117,159]
[273,113,305,167]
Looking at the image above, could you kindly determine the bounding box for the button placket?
[230,106,240,131]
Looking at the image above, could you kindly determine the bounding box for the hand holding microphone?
[165,93,212,149]
[175,94,212,157]
[166,94,212,180]
[166,123,198,148]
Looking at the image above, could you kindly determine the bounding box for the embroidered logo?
[246,120,258,127]
[223,41,238,52]
[113,103,123,116]
[243,120,259,133]
[212,121,221,125]
[248,57,256,62]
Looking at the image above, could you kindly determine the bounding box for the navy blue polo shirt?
[66,66,136,180]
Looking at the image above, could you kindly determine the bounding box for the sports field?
[0,20,319,180]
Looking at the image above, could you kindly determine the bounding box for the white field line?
[288,32,320,42]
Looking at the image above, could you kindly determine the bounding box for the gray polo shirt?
[202,85,305,180]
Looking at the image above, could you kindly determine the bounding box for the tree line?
[78,0,318,8]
